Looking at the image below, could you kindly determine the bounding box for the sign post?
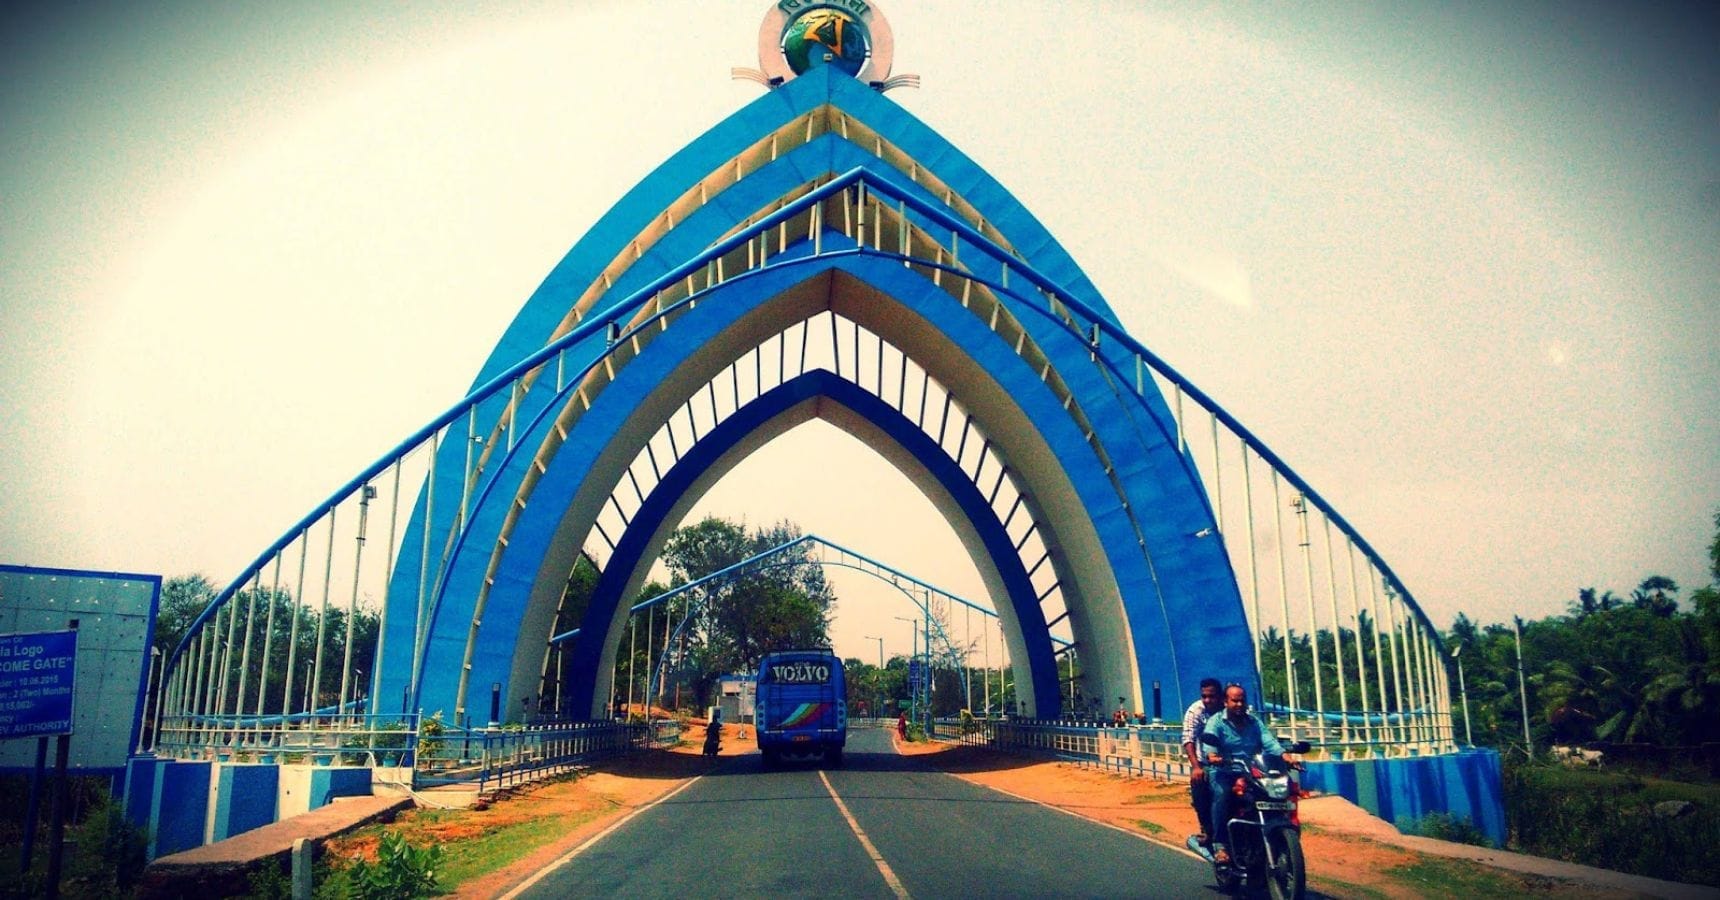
[0,626,79,891]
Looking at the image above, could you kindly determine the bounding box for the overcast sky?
[2,1,1715,665]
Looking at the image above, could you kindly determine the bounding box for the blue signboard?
[908,658,926,691]
[0,630,78,739]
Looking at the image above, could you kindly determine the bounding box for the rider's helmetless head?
[1200,678,1224,712]
[1224,684,1248,718]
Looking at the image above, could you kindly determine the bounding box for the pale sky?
[3,1,1716,668]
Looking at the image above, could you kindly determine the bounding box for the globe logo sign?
[742,0,906,92]
[781,9,870,77]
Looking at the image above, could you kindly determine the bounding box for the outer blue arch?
[382,67,1257,722]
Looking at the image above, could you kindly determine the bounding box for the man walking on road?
[1181,677,1225,848]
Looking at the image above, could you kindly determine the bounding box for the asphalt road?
[511,727,1216,899]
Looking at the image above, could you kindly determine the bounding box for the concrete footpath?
[136,794,412,899]
[1298,796,1718,900]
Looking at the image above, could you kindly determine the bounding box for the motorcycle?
[1185,734,1311,899]
[702,719,722,758]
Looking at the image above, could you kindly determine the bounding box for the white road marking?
[498,774,706,900]
[818,770,913,900]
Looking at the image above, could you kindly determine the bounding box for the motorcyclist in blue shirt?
[1200,683,1288,866]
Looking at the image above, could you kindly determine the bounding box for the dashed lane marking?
[818,770,913,900]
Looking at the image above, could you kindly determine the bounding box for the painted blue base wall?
[213,764,279,842]
[125,756,377,859]
[122,756,166,836]
[151,760,212,858]
[1299,748,1506,846]
[309,767,372,809]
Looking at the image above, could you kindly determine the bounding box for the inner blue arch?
[566,369,1059,717]
[377,66,1258,724]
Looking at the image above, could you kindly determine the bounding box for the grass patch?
[1133,819,1165,835]
[1307,874,1389,899]
[1387,856,1565,898]
[322,772,627,890]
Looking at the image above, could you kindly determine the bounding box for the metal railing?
[155,712,418,767]
[944,715,1451,783]
[415,719,680,794]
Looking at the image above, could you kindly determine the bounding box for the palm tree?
[1632,576,1680,618]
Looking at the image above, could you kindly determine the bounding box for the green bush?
[246,858,294,900]
[1411,812,1492,847]
[344,832,441,899]
[1504,759,1720,886]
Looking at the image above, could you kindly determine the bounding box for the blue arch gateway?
[159,3,1461,757]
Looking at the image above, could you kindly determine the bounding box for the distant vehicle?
[755,649,847,767]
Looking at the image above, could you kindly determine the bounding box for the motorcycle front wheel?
[1265,829,1306,900]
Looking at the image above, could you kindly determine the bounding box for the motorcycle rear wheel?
[1265,829,1306,900]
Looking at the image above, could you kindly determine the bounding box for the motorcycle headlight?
[1262,775,1290,800]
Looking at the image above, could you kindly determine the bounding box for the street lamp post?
[1513,617,1532,759]
[893,615,918,725]
[1452,643,1472,745]
[863,635,884,720]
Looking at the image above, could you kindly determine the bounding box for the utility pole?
[893,616,917,726]
[923,616,931,728]
[1453,642,1472,745]
[1513,617,1532,758]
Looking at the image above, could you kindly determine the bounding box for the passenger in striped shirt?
[1181,677,1225,846]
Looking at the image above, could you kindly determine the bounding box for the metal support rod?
[1382,586,1408,745]
[1365,571,1390,745]
[1345,540,1373,745]
[217,591,239,716]
[1295,494,1324,733]
[143,650,163,752]
[234,573,260,720]
[1209,412,1224,534]
[462,408,476,526]
[1402,616,1424,746]
[338,486,373,714]
[1322,518,1349,742]
[411,431,439,710]
[187,631,207,720]
[1242,449,1263,685]
[282,533,309,715]
[309,507,339,715]
[201,607,222,717]
[256,556,283,715]
[1271,472,1297,737]
[1454,645,1472,745]
[371,460,402,716]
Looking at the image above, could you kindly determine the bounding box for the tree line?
[1254,511,1720,752]
[152,574,382,717]
[1444,512,1719,750]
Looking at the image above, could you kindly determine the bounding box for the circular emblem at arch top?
[756,0,895,85]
